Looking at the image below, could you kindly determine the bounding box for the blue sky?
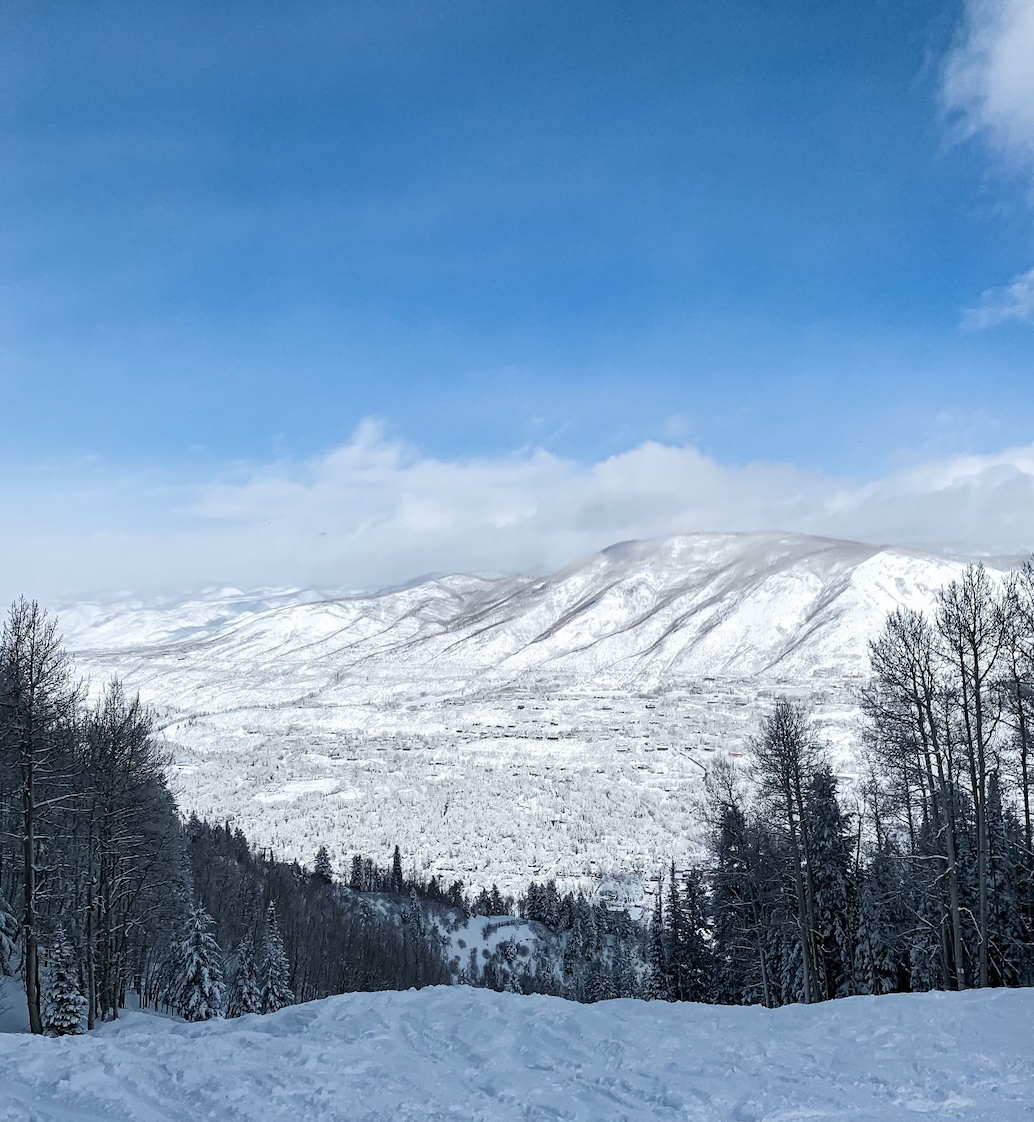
[2,1,1034,596]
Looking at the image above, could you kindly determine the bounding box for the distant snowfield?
[1,986,1032,1120]
[56,532,977,895]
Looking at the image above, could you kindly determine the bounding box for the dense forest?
[3,558,1034,1034]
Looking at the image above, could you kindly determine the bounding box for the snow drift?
[1,985,1032,1120]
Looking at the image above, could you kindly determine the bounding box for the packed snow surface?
[56,533,979,893]
[2,986,1033,1120]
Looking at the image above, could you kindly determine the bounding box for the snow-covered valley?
[2,984,1032,1120]
[57,532,977,895]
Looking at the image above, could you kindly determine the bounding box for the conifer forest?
[4,559,1034,1035]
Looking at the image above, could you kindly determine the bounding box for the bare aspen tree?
[83,679,176,1023]
[0,599,79,1034]
[864,608,967,989]
[1001,564,1034,866]
[936,565,1006,989]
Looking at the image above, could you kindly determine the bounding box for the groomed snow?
[1,986,1032,1120]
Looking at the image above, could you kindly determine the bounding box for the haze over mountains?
[58,532,977,895]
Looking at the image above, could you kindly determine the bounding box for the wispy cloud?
[944,0,1034,160]
[963,265,1034,326]
[4,421,1034,604]
[944,0,1034,327]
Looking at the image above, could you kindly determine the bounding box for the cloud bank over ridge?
[6,421,1034,604]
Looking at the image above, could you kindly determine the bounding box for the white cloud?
[4,422,1034,604]
[963,265,1034,326]
[945,0,1034,326]
[944,0,1034,161]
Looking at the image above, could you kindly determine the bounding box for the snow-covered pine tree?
[349,854,363,891]
[907,894,943,993]
[488,884,505,915]
[707,757,779,1007]
[853,842,900,996]
[680,868,714,1002]
[172,905,225,1022]
[313,845,333,884]
[259,903,294,1014]
[664,860,688,1001]
[582,957,608,1003]
[613,940,641,999]
[543,880,560,929]
[226,932,261,1018]
[645,878,670,1001]
[987,773,1031,987]
[391,846,404,894]
[804,765,855,1000]
[779,925,805,1006]
[41,926,87,1036]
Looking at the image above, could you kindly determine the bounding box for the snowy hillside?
[2,985,1032,1120]
[57,532,974,894]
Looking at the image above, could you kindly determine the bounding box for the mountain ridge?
[54,531,984,893]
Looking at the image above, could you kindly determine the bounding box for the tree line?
[649,561,1034,1007]
[0,600,453,1034]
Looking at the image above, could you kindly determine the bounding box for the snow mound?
[1,986,1032,1120]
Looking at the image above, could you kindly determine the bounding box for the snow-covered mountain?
[58,532,975,894]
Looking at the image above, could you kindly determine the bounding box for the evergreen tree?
[614,940,641,999]
[907,892,944,993]
[680,869,714,1002]
[779,925,806,1006]
[349,854,363,891]
[391,846,404,894]
[804,766,855,999]
[259,903,294,1014]
[542,880,560,928]
[665,861,689,1001]
[707,763,777,1007]
[41,926,87,1036]
[446,880,466,910]
[172,905,224,1022]
[226,932,261,1018]
[986,773,1030,987]
[313,845,333,883]
[645,881,670,1000]
[583,957,613,1003]
[853,843,900,996]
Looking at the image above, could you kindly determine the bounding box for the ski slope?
[1,985,1032,1120]
[56,532,976,894]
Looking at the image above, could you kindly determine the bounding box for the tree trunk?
[86,889,96,1031]
[22,759,42,1034]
